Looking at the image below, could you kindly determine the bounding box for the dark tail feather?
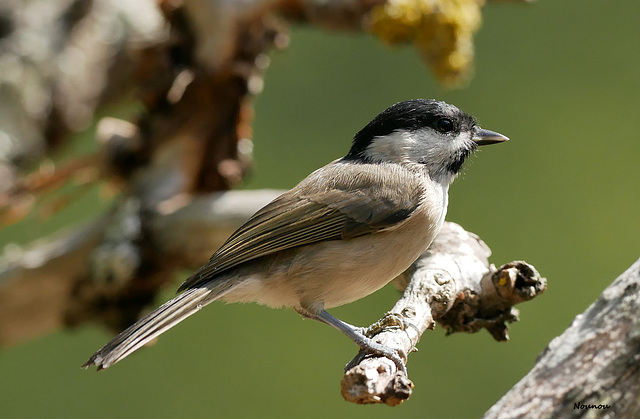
[82,287,218,370]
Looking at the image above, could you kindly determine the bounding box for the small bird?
[83,99,508,372]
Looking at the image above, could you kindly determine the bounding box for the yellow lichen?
[369,0,485,87]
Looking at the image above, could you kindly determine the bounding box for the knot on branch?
[341,359,414,406]
[492,261,546,304]
[438,260,546,341]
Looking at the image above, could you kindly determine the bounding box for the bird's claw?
[345,338,407,375]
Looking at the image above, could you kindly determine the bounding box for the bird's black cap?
[345,99,476,161]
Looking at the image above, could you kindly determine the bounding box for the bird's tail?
[82,285,223,370]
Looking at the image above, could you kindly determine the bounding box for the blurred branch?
[0,0,497,183]
[341,222,546,405]
[0,190,280,345]
[0,0,166,168]
[0,217,106,346]
[483,259,640,418]
[1,0,285,338]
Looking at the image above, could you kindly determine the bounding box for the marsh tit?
[83,99,508,372]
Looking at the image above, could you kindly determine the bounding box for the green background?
[1,0,639,418]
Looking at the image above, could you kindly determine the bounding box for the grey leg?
[296,307,407,374]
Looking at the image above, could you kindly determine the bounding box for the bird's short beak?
[473,129,510,146]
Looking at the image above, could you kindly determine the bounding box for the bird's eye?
[436,118,453,133]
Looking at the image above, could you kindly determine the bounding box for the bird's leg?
[295,306,367,335]
[295,307,407,374]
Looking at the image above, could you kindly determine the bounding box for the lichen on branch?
[368,0,484,86]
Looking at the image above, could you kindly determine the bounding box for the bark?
[483,259,640,418]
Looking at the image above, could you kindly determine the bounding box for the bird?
[83,99,508,372]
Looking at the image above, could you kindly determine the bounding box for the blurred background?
[1,0,639,418]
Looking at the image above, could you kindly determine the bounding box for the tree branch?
[483,258,640,418]
[341,222,546,405]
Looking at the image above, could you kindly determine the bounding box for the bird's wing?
[177,163,423,291]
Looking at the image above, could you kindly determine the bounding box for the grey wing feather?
[178,163,423,292]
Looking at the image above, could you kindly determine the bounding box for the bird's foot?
[296,307,408,374]
[345,337,407,375]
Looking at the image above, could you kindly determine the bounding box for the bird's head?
[345,99,508,184]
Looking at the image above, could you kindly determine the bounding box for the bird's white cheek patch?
[365,131,415,164]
